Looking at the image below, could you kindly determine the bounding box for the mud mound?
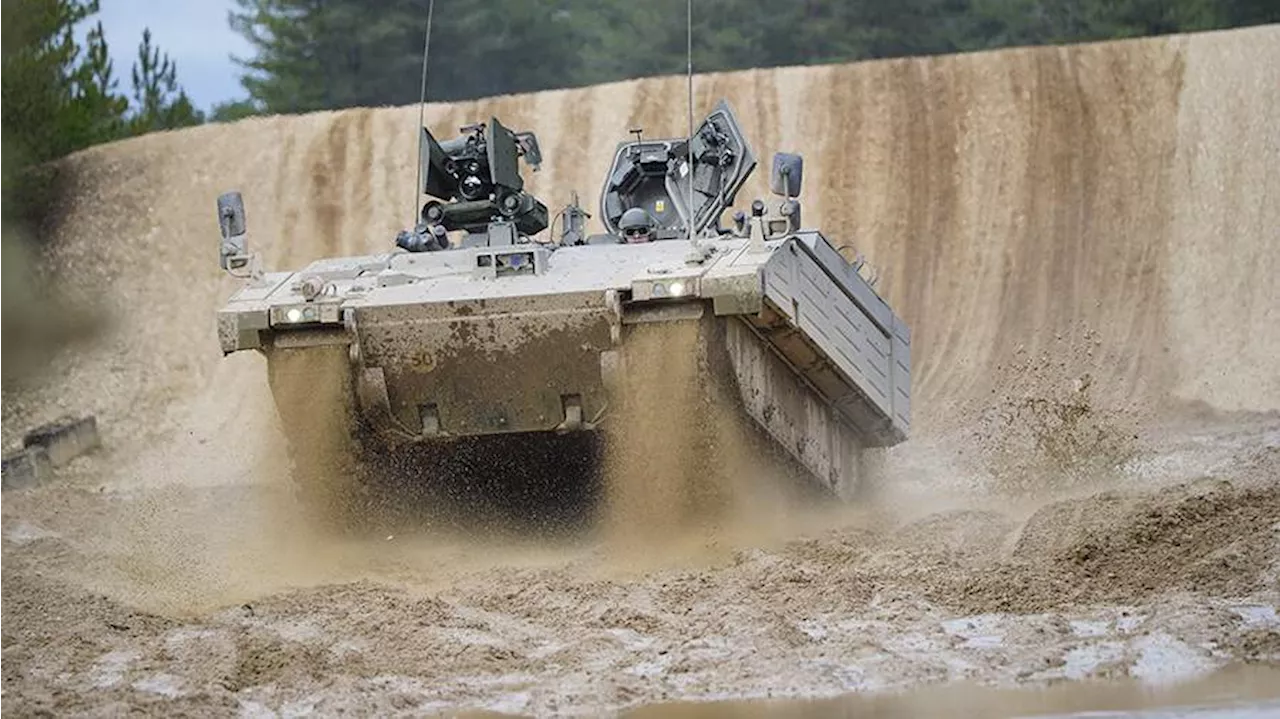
[891,509,1016,561]
[920,474,1280,614]
[1022,477,1279,598]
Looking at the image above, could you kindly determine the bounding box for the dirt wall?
[4,24,1277,450]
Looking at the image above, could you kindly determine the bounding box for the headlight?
[270,302,341,326]
[632,276,699,301]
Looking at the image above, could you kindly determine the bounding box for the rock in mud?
[23,414,101,467]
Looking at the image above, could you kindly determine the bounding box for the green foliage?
[1221,0,1280,25]
[226,0,1276,113]
[228,0,586,113]
[1,0,203,168]
[129,28,205,133]
[211,98,264,122]
[2,0,108,167]
[3,0,104,231]
[1,0,204,234]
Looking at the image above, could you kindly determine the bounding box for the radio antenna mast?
[685,0,696,247]
[412,0,437,228]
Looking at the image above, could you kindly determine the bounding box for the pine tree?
[128,28,204,134]
[228,0,588,112]
[2,0,208,233]
[68,20,130,144]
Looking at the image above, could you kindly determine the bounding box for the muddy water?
[629,666,1280,718]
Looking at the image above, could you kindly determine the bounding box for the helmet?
[618,207,655,243]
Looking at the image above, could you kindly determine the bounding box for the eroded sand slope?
[2,24,1278,717]
[5,25,1277,448]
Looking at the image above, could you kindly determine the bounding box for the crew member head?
[618,207,656,243]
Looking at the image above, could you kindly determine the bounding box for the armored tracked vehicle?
[216,101,911,527]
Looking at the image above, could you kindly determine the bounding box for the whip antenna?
[412,0,437,227]
[686,0,696,246]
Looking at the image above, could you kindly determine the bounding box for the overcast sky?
[78,0,252,113]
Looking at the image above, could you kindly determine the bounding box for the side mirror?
[217,191,256,276]
[769,152,803,198]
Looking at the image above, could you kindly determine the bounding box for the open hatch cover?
[599,99,757,238]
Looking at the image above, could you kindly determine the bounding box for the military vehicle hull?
[220,232,910,516]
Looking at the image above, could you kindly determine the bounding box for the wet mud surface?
[3,413,1278,716]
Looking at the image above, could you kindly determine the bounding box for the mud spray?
[598,320,814,567]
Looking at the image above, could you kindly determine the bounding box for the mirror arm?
[218,191,265,281]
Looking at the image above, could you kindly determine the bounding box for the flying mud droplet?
[971,365,1143,495]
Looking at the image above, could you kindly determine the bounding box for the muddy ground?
[3,406,1277,717]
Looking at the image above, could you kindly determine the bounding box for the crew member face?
[624,226,652,243]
